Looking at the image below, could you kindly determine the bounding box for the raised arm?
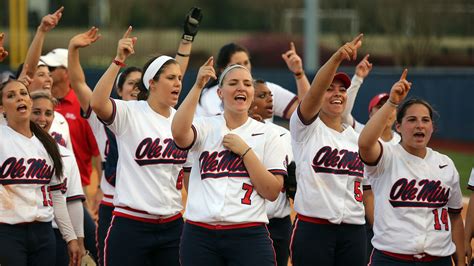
[299,34,363,122]
[342,54,372,125]
[24,7,63,78]
[172,57,216,148]
[175,7,202,75]
[281,42,310,103]
[0,33,9,62]
[90,27,136,121]
[68,27,101,111]
[358,69,411,164]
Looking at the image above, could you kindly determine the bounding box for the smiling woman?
[172,60,287,266]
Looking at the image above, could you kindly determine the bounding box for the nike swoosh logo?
[439,164,448,169]
[251,133,264,136]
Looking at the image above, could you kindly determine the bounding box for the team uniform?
[84,107,117,266]
[468,168,474,190]
[196,82,298,119]
[289,108,368,266]
[364,143,463,265]
[51,145,85,266]
[179,115,288,266]
[102,99,186,266]
[265,122,293,266]
[0,125,75,265]
[50,111,73,151]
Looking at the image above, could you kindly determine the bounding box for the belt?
[381,250,444,262]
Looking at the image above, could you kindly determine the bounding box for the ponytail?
[29,121,63,180]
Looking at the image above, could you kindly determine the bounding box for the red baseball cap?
[332,72,351,89]
[368,93,389,114]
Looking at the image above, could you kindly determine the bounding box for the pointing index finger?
[123,26,132,39]
[53,6,64,16]
[400,68,408,81]
[205,56,214,66]
[290,42,296,52]
[351,33,364,46]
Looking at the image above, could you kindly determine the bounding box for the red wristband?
[112,59,126,68]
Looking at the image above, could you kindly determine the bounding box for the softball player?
[30,90,86,265]
[173,61,287,266]
[196,43,299,120]
[359,70,465,265]
[250,79,293,266]
[90,28,187,266]
[289,34,368,266]
[466,168,474,265]
[0,79,81,266]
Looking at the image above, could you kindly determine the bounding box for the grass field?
[439,150,474,196]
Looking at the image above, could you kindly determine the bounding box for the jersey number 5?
[241,183,253,205]
[432,208,449,231]
[41,185,53,207]
[354,181,363,202]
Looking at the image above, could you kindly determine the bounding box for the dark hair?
[117,66,142,95]
[15,63,24,79]
[253,78,266,86]
[396,98,437,124]
[138,56,177,101]
[0,80,63,179]
[205,43,250,90]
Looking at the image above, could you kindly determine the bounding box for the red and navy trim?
[296,105,318,126]
[283,96,298,119]
[359,141,383,166]
[67,195,86,202]
[97,98,116,126]
[173,125,197,151]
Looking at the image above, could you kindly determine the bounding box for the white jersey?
[184,115,287,224]
[290,110,367,225]
[84,108,114,205]
[51,145,85,229]
[0,125,61,224]
[468,168,474,190]
[265,122,292,219]
[196,82,297,119]
[49,111,73,151]
[365,143,463,257]
[105,100,186,220]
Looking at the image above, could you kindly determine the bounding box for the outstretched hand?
[335,33,363,62]
[38,6,64,32]
[281,42,304,74]
[116,26,137,62]
[69,27,101,49]
[355,54,372,78]
[0,33,8,62]
[194,57,216,89]
[389,69,412,105]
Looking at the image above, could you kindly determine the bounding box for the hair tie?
[142,55,174,90]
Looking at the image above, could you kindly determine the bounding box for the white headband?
[142,55,175,90]
[218,64,250,87]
